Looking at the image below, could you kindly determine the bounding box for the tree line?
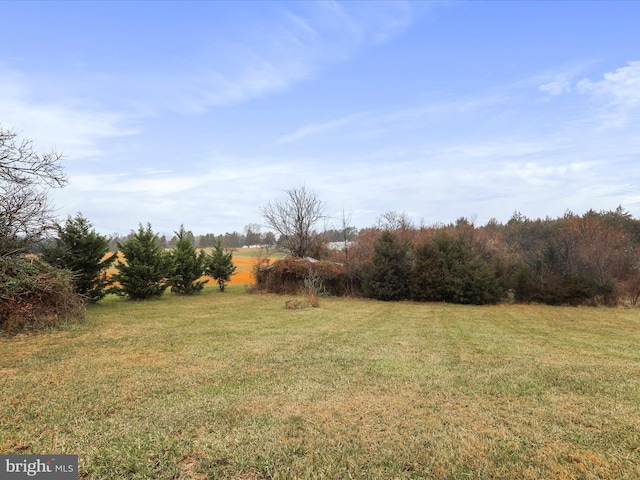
[107,225,277,252]
[257,187,640,307]
[287,208,640,306]
[47,218,238,301]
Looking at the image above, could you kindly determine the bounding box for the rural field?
[1,284,640,479]
[214,248,284,286]
[105,247,283,287]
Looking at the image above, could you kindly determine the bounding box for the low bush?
[0,256,85,335]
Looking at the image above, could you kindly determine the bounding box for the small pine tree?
[205,238,237,291]
[362,231,411,301]
[168,225,208,295]
[109,223,172,300]
[42,213,116,302]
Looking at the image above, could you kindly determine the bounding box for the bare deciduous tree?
[339,208,354,266]
[261,185,326,258]
[377,210,413,232]
[1,127,66,256]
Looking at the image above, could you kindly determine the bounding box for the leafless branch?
[261,185,326,258]
[0,128,67,187]
[1,126,66,256]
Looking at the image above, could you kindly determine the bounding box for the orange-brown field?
[214,252,266,285]
[104,248,281,287]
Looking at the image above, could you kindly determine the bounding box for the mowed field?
[1,287,640,479]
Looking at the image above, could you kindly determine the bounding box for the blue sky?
[2,1,640,236]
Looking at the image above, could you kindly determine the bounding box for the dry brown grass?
[1,290,639,479]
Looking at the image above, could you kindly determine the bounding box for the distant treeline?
[258,207,640,307]
[106,225,358,252]
[106,227,273,251]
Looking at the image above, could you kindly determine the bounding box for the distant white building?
[327,241,353,251]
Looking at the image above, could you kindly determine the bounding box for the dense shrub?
[254,257,352,296]
[517,257,616,306]
[355,229,502,305]
[504,209,639,306]
[430,232,503,305]
[0,256,85,335]
[409,239,447,302]
[362,231,411,301]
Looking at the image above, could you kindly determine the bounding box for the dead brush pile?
[254,257,356,296]
[0,256,85,335]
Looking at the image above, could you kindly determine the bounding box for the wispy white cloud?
[271,91,510,148]
[566,61,640,129]
[271,112,368,146]
[71,173,203,196]
[434,140,561,159]
[330,0,413,45]
[284,11,320,40]
[577,61,640,107]
[540,79,572,96]
[0,66,138,158]
[139,168,173,175]
[162,2,414,112]
[53,157,300,234]
[3,3,415,121]
[535,63,596,97]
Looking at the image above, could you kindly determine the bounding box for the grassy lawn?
[1,287,640,479]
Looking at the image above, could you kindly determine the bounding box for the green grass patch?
[2,288,640,479]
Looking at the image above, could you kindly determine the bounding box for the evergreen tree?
[42,213,115,302]
[409,239,447,302]
[109,223,172,300]
[205,238,237,291]
[168,225,208,294]
[432,232,501,305]
[362,231,411,301]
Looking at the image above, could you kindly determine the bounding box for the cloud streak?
[271,112,368,146]
[0,66,138,159]
[147,2,414,113]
